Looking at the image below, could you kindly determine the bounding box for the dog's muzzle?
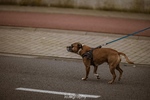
[66,46,73,52]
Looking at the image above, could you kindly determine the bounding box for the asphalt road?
[0,11,150,36]
[0,56,150,100]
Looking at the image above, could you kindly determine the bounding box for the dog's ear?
[78,44,82,49]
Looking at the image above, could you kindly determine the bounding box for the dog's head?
[66,42,83,53]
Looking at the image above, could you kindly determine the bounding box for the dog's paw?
[108,80,114,84]
[82,77,87,81]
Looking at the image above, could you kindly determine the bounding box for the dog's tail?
[118,52,134,64]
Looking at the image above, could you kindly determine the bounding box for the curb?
[0,52,150,67]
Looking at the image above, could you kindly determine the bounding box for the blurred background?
[0,0,150,13]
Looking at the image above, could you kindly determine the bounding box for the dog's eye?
[71,44,74,48]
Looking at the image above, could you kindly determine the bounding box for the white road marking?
[16,87,101,99]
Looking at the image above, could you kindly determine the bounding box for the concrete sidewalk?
[0,26,150,65]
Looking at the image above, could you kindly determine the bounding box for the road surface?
[0,56,150,100]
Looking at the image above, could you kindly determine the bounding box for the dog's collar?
[77,44,84,54]
[78,49,82,54]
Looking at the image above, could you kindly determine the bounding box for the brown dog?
[67,42,134,84]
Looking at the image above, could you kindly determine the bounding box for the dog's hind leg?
[116,64,123,81]
[108,67,116,84]
[108,55,120,84]
[115,55,123,81]
[93,66,100,79]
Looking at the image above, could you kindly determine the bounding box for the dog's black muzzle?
[66,46,73,52]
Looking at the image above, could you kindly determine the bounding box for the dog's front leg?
[82,66,90,80]
[82,59,91,80]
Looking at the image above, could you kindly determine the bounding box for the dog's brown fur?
[67,42,134,84]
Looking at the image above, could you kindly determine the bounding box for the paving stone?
[0,27,149,65]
